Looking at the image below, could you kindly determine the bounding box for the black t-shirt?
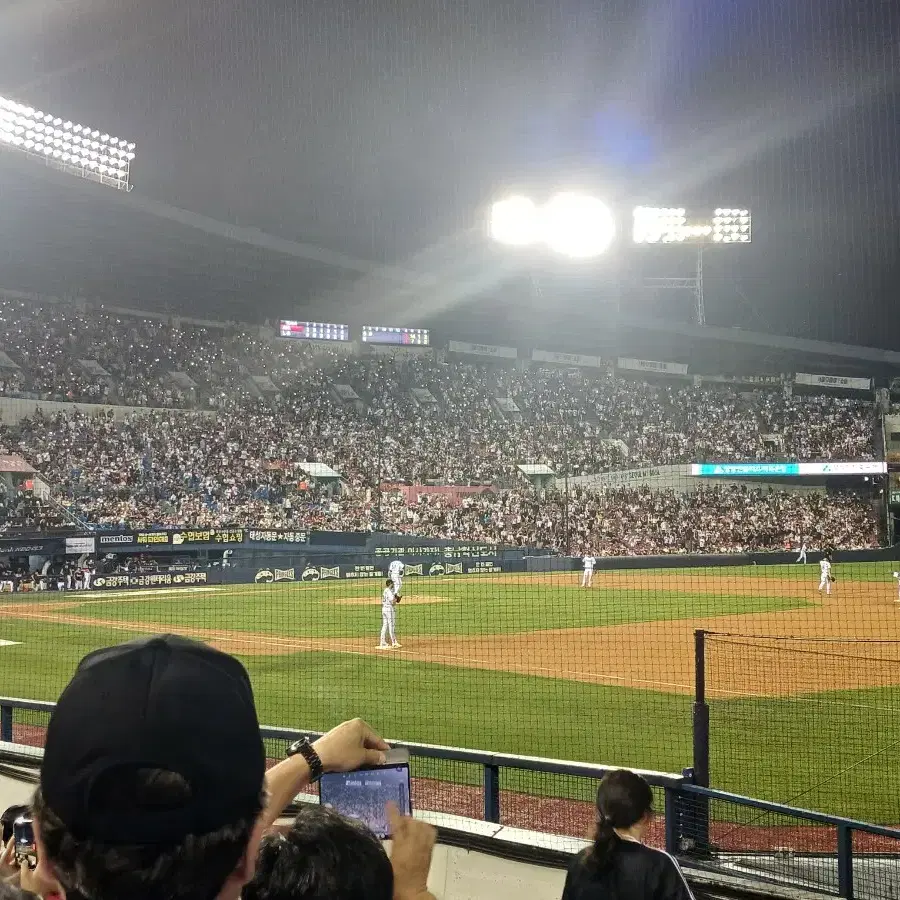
[562,842,695,900]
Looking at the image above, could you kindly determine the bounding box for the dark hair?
[33,770,263,900]
[1,804,29,844]
[0,882,34,900]
[385,579,392,586]
[589,770,654,870]
[243,806,393,900]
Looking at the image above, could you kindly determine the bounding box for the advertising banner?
[373,544,498,558]
[692,461,886,477]
[448,340,517,360]
[97,528,245,547]
[617,358,689,376]
[0,538,63,555]
[90,571,211,590]
[65,536,96,555]
[692,462,798,476]
[795,372,872,392]
[796,461,887,475]
[569,465,692,492]
[251,559,505,582]
[701,374,784,388]
[247,529,310,545]
[253,566,310,583]
[532,350,604,369]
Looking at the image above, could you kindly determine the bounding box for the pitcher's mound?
[326,594,449,606]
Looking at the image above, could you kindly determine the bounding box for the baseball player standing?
[378,578,401,649]
[388,559,405,597]
[581,553,596,588]
[796,541,808,564]
[892,571,900,601]
[818,555,833,595]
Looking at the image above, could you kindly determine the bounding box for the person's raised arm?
[262,718,389,829]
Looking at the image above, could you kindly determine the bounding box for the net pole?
[691,628,711,854]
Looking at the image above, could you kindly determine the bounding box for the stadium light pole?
[632,207,752,326]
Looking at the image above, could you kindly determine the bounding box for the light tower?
[632,206,752,325]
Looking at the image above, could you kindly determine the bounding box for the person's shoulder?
[564,847,596,884]
[626,843,695,894]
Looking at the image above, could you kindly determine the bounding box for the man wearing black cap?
[30,634,391,900]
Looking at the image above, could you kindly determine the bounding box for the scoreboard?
[278,321,349,342]
[362,325,430,346]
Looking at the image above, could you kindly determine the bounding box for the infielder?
[796,541,807,564]
[378,578,401,649]
[892,571,900,601]
[388,559,405,597]
[581,553,596,587]
[818,555,833,595]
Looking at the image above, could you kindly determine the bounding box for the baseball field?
[1,560,898,826]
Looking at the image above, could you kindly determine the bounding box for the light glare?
[489,196,540,247]
[542,192,616,258]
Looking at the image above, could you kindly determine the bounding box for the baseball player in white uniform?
[581,554,596,587]
[388,559,405,597]
[378,579,401,649]
[818,556,833,595]
[892,571,900,601]
[796,541,807,564]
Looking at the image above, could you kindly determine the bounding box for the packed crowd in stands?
[0,299,881,551]
[0,486,71,535]
[375,485,880,554]
[0,298,315,408]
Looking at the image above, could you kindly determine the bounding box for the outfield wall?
[73,544,900,591]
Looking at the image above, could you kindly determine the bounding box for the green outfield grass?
[32,576,815,637]
[0,566,897,823]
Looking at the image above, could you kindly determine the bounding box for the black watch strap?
[287,737,324,781]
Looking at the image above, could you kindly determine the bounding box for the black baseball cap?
[40,634,266,844]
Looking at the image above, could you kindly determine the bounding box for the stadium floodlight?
[0,93,135,191]
[489,195,541,246]
[489,191,616,258]
[541,192,616,259]
[633,206,751,245]
[712,208,751,243]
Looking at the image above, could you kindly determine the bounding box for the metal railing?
[2,696,898,898]
[680,784,900,900]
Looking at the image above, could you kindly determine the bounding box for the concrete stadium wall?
[569,466,823,495]
[0,396,216,423]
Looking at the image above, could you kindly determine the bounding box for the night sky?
[1,0,899,348]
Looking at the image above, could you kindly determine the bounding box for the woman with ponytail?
[562,770,694,900]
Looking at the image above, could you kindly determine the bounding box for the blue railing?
[679,784,900,899]
[2,697,898,899]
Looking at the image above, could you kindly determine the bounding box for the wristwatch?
[286,736,324,781]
